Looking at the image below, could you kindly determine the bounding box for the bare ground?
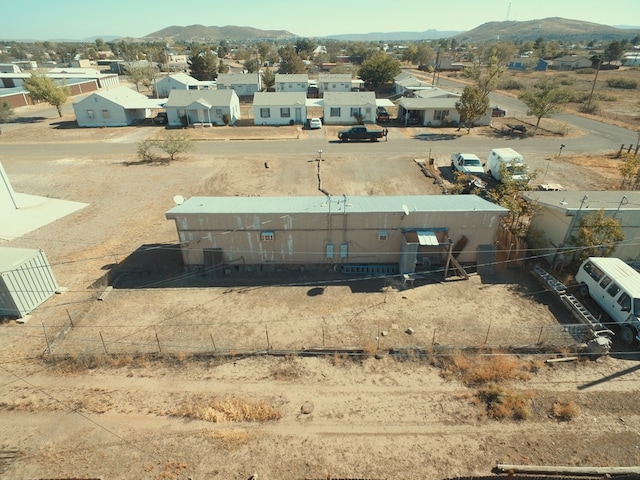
[0,103,639,480]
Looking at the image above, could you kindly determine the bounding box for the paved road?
[2,87,637,166]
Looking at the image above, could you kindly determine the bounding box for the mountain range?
[139,18,640,43]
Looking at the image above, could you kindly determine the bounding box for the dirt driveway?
[1,108,639,480]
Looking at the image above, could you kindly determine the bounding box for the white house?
[552,55,593,70]
[318,74,353,95]
[252,92,307,126]
[322,92,377,125]
[216,73,262,97]
[73,87,164,127]
[164,89,240,127]
[275,74,309,93]
[155,73,202,98]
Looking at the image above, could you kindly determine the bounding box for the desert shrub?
[222,113,230,125]
[578,101,599,114]
[606,78,638,89]
[477,383,533,420]
[556,74,575,86]
[136,139,156,162]
[498,79,525,91]
[552,399,580,421]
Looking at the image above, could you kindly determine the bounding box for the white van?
[486,148,528,182]
[575,257,640,345]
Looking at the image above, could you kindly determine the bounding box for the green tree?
[487,170,539,237]
[604,40,624,64]
[218,59,229,74]
[126,66,146,92]
[570,209,625,263]
[358,52,401,89]
[455,86,489,132]
[518,79,572,131]
[277,45,306,74]
[261,67,275,90]
[0,101,14,123]
[23,73,69,117]
[154,132,194,162]
[188,48,218,81]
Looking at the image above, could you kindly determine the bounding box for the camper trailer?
[486,148,528,182]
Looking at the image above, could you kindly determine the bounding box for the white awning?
[376,99,395,107]
[416,230,439,246]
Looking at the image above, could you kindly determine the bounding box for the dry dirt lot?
[0,101,640,480]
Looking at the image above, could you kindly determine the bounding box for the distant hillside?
[324,29,462,42]
[456,17,640,43]
[143,25,295,42]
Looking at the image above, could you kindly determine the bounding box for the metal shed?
[0,247,58,319]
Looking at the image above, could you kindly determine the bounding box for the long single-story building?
[165,195,508,275]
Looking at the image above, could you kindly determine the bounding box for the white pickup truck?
[450,153,484,176]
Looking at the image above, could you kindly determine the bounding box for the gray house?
[164,89,240,127]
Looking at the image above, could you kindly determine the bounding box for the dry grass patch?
[271,356,304,380]
[552,399,581,421]
[439,352,533,386]
[476,383,534,420]
[203,428,258,450]
[173,394,282,423]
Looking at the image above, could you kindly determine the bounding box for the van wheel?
[578,283,589,297]
[620,325,639,346]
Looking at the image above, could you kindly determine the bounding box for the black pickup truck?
[338,126,386,142]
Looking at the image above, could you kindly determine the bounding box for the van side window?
[607,283,621,297]
[600,276,612,289]
[618,292,632,312]
[584,261,604,282]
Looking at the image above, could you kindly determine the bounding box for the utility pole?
[586,57,602,112]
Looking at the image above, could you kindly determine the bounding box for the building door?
[203,248,223,277]
[295,108,302,123]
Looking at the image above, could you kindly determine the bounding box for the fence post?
[210,333,216,352]
[432,327,437,346]
[66,309,74,328]
[484,319,492,345]
[265,324,270,351]
[99,332,108,354]
[322,325,325,347]
[42,322,51,354]
[154,325,161,353]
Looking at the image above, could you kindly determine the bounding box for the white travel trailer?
[486,148,528,182]
[575,257,640,345]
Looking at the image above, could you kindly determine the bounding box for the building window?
[433,109,449,121]
[215,108,223,117]
[260,108,270,118]
[86,109,94,120]
[378,231,388,241]
[102,109,110,118]
[280,107,290,118]
[330,107,340,117]
[261,231,274,242]
[350,107,361,118]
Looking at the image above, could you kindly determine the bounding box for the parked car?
[492,106,507,117]
[376,107,390,122]
[309,118,322,129]
[153,112,168,124]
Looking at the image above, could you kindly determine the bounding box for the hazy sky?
[2,0,639,40]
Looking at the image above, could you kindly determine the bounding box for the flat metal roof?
[0,247,43,272]
[166,195,508,217]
